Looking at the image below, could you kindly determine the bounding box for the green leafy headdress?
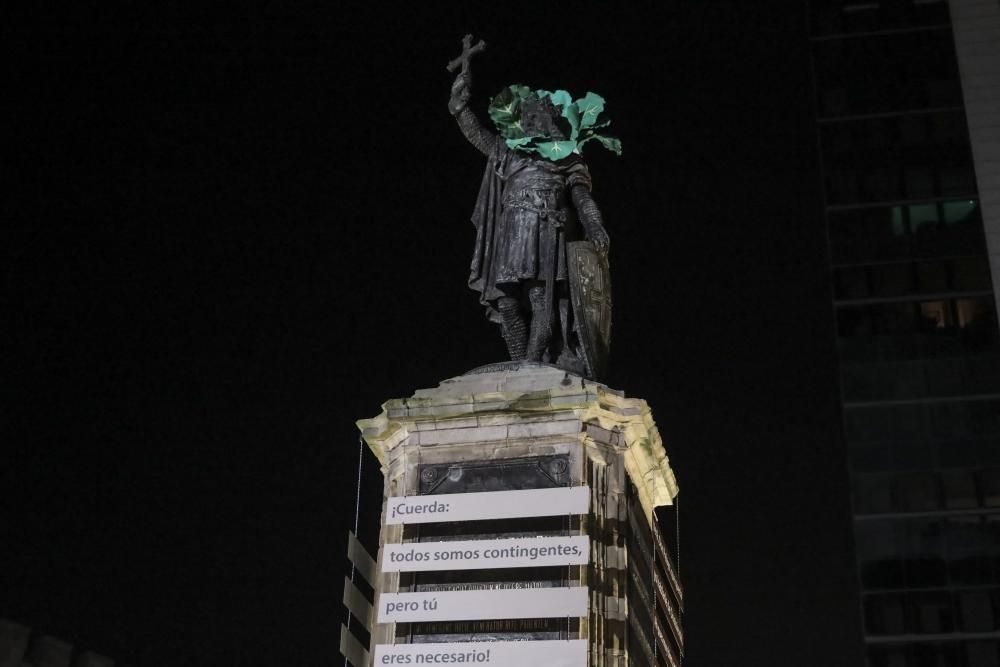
[487,85,622,161]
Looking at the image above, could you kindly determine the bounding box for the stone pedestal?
[357,362,682,667]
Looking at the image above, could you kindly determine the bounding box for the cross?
[446,34,486,74]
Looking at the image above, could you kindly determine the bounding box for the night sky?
[6,2,865,665]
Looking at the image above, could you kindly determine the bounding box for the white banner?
[382,536,589,572]
[373,640,586,667]
[377,587,588,623]
[385,487,589,525]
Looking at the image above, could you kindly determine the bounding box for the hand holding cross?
[447,35,486,115]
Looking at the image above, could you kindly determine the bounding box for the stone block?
[415,424,508,446]
[506,420,581,440]
[412,416,479,432]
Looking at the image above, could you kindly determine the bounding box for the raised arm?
[447,35,497,157]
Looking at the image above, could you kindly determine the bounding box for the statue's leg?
[525,281,552,361]
[497,295,528,361]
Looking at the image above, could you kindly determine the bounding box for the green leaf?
[537,89,581,140]
[488,88,518,124]
[504,120,526,140]
[540,89,573,110]
[488,84,533,136]
[578,133,623,156]
[576,92,606,129]
[562,102,581,140]
[596,135,622,155]
[534,140,578,161]
[505,136,534,150]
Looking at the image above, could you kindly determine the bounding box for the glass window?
[959,592,997,632]
[912,642,964,666]
[835,266,870,299]
[883,303,921,334]
[946,516,990,552]
[924,356,965,395]
[907,555,949,588]
[982,469,1000,508]
[820,111,974,205]
[903,165,936,199]
[839,305,874,337]
[854,473,895,513]
[941,469,978,509]
[865,593,907,635]
[829,200,985,264]
[910,204,939,232]
[842,361,894,401]
[931,111,967,143]
[857,520,906,589]
[863,167,902,202]
[834,256,989,303]
[949,554,993,585]
[980,438,1000,466]
[810,0,951,37]
[944,200,979,225]
[866,644,908,667]
[915,260,948,292]
[952,257,993,291]
[966,641,1000,667]
[930,402,970,438]
[851,442,895,472]
[894,472,940,511]
[918,300,953,329]
[845,406,896,441]
[872,263,914,296]
[904,517,944,556]
[899,114,928,146]
[910,590,955,634]
[812,28,961,115]
[941,438,979,469]
[988,516,1000,548]
[904,519,948,587]
[939,164,978,196]
[893,429,937,468]
[957,298,998,330]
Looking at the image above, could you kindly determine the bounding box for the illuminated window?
[944,200,978,225]
[918,300,951,329]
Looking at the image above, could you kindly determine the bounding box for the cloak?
[467,140,591,324]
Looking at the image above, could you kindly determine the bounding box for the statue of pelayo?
[448,35,617,380]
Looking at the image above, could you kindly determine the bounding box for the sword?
[540,210,564,353]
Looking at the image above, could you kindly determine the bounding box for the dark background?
[4,2,865,665]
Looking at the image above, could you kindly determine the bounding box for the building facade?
[808,0,1000,664]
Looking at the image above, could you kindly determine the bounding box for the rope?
[353,434,364,536]
[652,507,658,666]
[344,434,365,667]
[675,495,681,577]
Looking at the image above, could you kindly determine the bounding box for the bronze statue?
[448,35,617,380]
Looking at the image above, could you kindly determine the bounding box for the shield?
[567,240,612,380]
